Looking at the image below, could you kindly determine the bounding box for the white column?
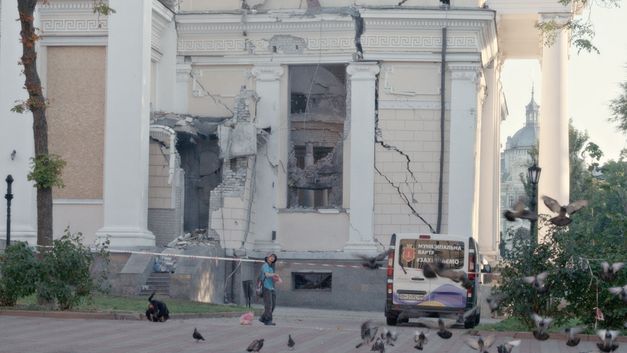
[155,19,176,112]
[538,15,569,240]
[96,0,154,248]
[174,62,191,114]
[478,64,498,259]
[344,62,379,254]
[251,64,283,252]
[0,0,37,244]
[447,63,481,237]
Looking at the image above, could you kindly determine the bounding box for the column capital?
[251,64,284,81]
[448,63,482,81]
[176,63,191,82]
[347,62,380,81]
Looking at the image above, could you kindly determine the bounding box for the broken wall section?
[373,63,449,244]
[148,126,185,247]
[209,87,259,250]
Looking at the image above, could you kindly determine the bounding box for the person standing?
[259,253,279,326]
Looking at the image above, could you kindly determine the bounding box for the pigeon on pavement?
[287,334,295,350]
[464,335,496,353]
[564,326,584,346]
[356,320,379,348]
[497,339,520,353]
[247,338,264,352]
[192,328,205,342]
[357,252,388,270]
[414,331,428,350]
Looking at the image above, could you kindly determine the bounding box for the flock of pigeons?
[141,194,623,352]
[502,195,625,353]
[191,327,293,352]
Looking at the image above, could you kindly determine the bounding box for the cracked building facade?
[0,0,574,309]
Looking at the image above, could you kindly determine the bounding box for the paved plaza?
[1,307,623,353]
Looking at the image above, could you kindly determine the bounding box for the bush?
[37,228,108,310]
[0,242,40,306]
[496,217,626,330]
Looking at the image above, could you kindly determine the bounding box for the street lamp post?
[527,164,541,243]
[5,175,14,248]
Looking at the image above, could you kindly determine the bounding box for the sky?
[500,2,627,162]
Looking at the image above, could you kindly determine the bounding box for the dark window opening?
[288,64,346,209]
[293,272,332,290]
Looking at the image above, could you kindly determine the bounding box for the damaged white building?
[0,0,574,309]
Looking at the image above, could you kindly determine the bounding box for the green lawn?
[6,294,251,314]
[477,317,587,333]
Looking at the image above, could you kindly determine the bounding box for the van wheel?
[464,315,477,329]
[474,313,481,325]
[386,314,398,326]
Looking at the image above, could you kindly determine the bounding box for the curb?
[476,330,627,343]
[0,309,261,321]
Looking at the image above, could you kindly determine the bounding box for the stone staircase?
[139,272,171,297]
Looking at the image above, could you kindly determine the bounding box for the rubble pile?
[166,228,218,249]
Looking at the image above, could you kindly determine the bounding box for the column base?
[96,226,155,249]
[343,241,379,255]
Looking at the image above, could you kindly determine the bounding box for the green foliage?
[495,220,571,329]
[609,81,627,134]
[37,228,109,310]
[0,242,40,306]
[497,125,627,331]
[92,0,116,16]
[537,0,620,54]
[27,154,66,189]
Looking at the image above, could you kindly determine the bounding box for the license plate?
[399,293,424,301]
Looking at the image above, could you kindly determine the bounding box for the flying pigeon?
[504,199,538,222]
[356,320,379,348]
[608,285,627,304]
[497,339,520,353]
[523,271,549,293]
[531,313,553,341]
[436,263,474,289]
[414,331,428,350]
[422,262,438,279]
[542,195,588,226]
[486,294,502,314]
[287,334,295,350]
[247,338,264,352]
[192,328,205,342]
[464,335,496,353]
[417,318,453,339]
[596,330,620,352]
[357,251,388,270]
[370,336,385,353]
[381,328,397,346]
[564,326,584,346]
[600,262,624,281]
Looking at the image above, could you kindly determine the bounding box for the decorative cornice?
[347,62,380,81]
[176,10,498,63]
[39,0,109,37]
[251,65,284,81]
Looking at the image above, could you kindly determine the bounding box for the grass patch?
[3,294,250,314]
[477,317,588,333]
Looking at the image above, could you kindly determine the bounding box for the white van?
[384,233,481,328]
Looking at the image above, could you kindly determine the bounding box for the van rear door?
[393,234,468,309]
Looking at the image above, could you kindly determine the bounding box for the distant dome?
[508,124,538,149]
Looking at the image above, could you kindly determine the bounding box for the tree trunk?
[18,0,53,247]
